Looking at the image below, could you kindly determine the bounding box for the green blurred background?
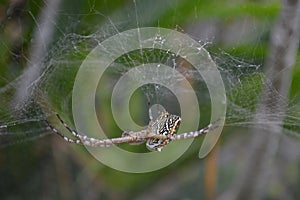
[1,0,300,199]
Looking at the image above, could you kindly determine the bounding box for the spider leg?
[55,114,81,139]
[173,119,221,140]
[45,120,82,144]
[122,130,147,145]
[46,115,114,147]
[46,115,163,147]
[53,114,114,147]
[174,124,212,140]
[121,130,167,144]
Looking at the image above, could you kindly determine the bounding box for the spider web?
[0,0,300,150]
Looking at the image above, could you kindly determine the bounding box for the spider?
[46,108,217,152]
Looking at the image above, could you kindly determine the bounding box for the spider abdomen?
[146,112,181,151]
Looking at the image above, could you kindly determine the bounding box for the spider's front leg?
[121,130,147,145]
